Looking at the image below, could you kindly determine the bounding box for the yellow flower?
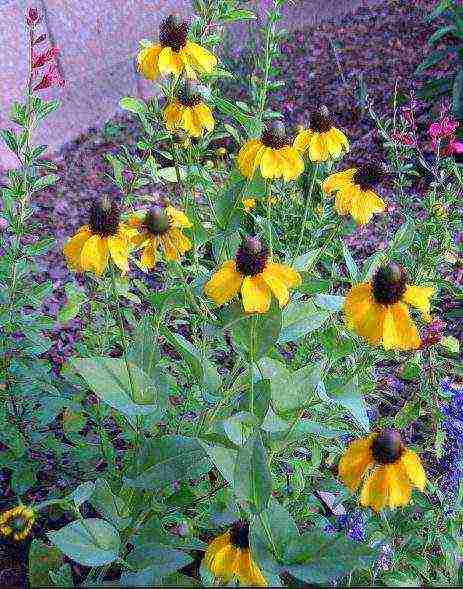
[339,429,426,512]
[0,505,35,541]
[204,236,301,314]
[323,163,386,225]
[294,107,349,162]
[63,198,132,276]
[164,84,214,138]
[129,204,192,269]
[137,15,217,80]
[345,262,435,350]
[204,521,267,587]
[237,122,304,182]
[242,198,256,212]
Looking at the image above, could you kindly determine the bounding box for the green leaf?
[314,294,345,311]
[199,442,237,485]
[125,436,209,489]
[251,499,300,561]
[11,462,37,494]
[157,166,187,182]
[320,379,370,432]
[279,300,330,344]
[0,129,18,152]
[389,219,415,252]
[28,539,64,588]
[230,301,282,358]
[223,411,258,445]
[291,248,321,271]
[234,432,272,513]
[119,96,147,114]
[48,519,121,566]
[124,543,193,581]
[159,327,220,392]
[71,357,162,416]
[31,174,60,192]
[341,241,359,282]
[90,479,131,530]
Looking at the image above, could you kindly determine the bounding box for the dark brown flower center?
[310,106,332,133]
[230,520,250,549]
[89,198,120,237]
[261,121,289,149]
[159,15,189,52]
[235,236,269,276]
[145,206,171,235]
[177,83,202,108]
[372,262,407,305]
[371,429,403,465]
[353,162,384,191]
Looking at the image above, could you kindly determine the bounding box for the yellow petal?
[265,262,302,288]
[339,436,374,491]
[107,235,130,275]
[242,198,256,212]
[241,275,272,314]
[194,102,215,133]
[400,449,426,491]
[63,227,92,271]
[382,303,420,350]
[183,41,217,73]
[385,463,412,509]
[260,148,282,179]
[204,261,243,306]
[261,267,289,307]
[205,532,231,568]
[141,240,157,269]
[158,46,183,77]
[344,283,386,345]
[403,284,435,322]
[293,129,312,152]
[237,140,265,179]
[237,550,267,587]
[308,133,329,162]
[181,106,202,137]
[167,206,192,228]
[163,228,192,260]
[137,44,162,80]
[209,544,239,581]
[164,101,183,131]
[80,235,109,275]
[360,466,389,512]
[323,168,357,194]
[279,146,304,181]
[331,127,350,151]
[348,188,385,225]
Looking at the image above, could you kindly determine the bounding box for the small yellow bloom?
[339,429,426,512]
[345,262,435,350]
[63,198,133,276]
[323,163,386,225]
[204,521,267,586]
[137,15,217,80]
[294,107,349,162]
[0,505,35,541]
[205,236,301,314]
[129,204,192,269]
[237,122,304,182]
[242,198,256,212]
[164,84,214,138]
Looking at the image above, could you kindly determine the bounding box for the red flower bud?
[33,63,65,92]
[26,7,41,27]
[32,47,60,69]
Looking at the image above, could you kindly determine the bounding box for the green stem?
[292,164,318,264]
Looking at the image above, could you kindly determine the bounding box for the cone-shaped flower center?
[371,429,403,464]
[372,262,407,305]
[145,206,171,235]
[261,121,289,149]
[89,198,120,237]
[235,236,269,276]
[178,82,202,108]
[353,162,384,191]
[230,520,250,549]
[310,106,332,133]
[159,14,189,51]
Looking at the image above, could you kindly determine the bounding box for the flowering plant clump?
[0,2,462,587]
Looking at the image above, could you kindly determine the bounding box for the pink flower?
[33,63,65,91]
[26,7,41,27]
[392,132,417,147]
[429,116,459,143]
[32,47,60,69]
[444,137,463,156]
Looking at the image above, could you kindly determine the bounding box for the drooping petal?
[164,101,184,131]
[236,550,268,587]
[323,168,357,194]
[344,283,386,345]
[63,226,92,271]
[261,266,289,307]
[385,463,412,509]
[183,41,217,73]
[167,206,192,228]
[237,140,265,179]
[204,532,231,569]
[339,436,374,491]
[204,261,243,306]
[330,127,350,152]
[334,185,356,217]
[209,544,239,582]
[400,449,426,491]
[137,44,162,80]
[140,239,157,269]
[293,129,312,153]
[260,148,282,179]
[158,46,183,77]
[360,466,389,512]
[80,235,109,275]
[403,284,435,321]
[348,187,385,225]
[308,133,329,162]
[107,235,130,274]
[163,228,192,260]
[180,106,202,137]
[279,146,304,181]
[265,262,302,288]
[194,102,215,133]
[241,275,272,314]
[382,303,420,350]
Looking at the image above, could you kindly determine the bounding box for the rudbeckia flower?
[63,198,132,276]
[137,14,217,80]
[0,505,35,541]
[129,204,192,269]
[323,162,386,225]
[164,82,214,138]
[237,121,304,182]
[204,520,267,586]
[339,429,426,512]
[294,106,349,162]
[344,262,435,350]
[242,198,256,212]
[204,236,301,314]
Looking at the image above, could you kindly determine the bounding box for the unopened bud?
[26,8,41,27]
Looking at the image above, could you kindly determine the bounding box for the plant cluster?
[0,2,462,587]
